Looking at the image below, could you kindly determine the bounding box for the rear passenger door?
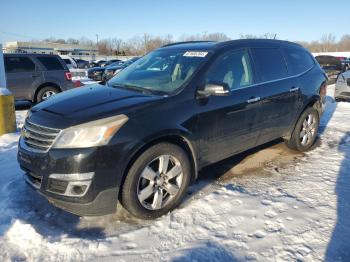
[251,47,299,144]
[4,56,37,100]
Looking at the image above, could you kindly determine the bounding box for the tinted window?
[205,50,253,90]
[4,56,35,73]
[36,57,64,70]
[252,48,288,82]
[284,48,315,74]
[63,59,71,64]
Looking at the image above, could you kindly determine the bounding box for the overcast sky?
[0,0,348,44]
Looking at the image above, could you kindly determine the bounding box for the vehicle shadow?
[171,241,239,262]
[325,131,350,261]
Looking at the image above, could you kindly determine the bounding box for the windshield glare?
[108,50,209,94]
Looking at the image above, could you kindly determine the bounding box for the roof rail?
[161,41,216,48]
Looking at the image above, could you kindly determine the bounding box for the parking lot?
[1,85,350,261]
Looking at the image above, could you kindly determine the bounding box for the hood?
[31,84,163,128]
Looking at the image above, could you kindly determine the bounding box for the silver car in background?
[335,71,350,101]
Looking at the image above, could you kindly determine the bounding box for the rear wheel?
[36,86,60,103]
[121,143,191,219]
[285,107,319,152]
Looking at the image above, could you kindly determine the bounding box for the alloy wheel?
[137,155,183,210]
[42,90,57,100]
[300,113,317,146]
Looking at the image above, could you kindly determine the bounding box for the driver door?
[195,49,263,165]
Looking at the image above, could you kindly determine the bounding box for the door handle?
[247,97,261,103]
[289,87,300,92]
[31,73,40,78]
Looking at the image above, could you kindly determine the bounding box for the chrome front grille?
[22,120,61,153]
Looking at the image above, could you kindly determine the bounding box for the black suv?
[18,40,327,219]
[4,54,75,102]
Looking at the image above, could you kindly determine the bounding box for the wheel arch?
[284,95,322,140]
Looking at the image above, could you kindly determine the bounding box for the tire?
[36,86,60,103]
[285,107,320,152]
[121,143,191,219]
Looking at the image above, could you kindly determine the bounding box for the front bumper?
[18,138,124,216]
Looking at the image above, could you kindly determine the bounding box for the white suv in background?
[59,55,78,70]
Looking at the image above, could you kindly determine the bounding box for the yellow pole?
[0,44,16,135]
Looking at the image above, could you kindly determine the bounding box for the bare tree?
[240,33,277,39]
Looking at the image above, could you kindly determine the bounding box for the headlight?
[52,114,128,149]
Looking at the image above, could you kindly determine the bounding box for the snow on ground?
[0,85,350,261]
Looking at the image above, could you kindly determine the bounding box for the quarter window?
[284,48,315,75]
[252,48,288,82]
[4,57,35,73]
[36,57,64,70]
[205,50,253,90]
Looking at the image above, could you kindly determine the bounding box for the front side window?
[204,50,253,90]
[252,48,288,82]
[4,57,35,73]
[108,49,210,94]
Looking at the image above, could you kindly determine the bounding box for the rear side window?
[4,57,35,73]
[252,48,288,82]
[36,57,64,70]
[284,48,315,75]
[63,59,71,64]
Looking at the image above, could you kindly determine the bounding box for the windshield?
[108,49,210,94]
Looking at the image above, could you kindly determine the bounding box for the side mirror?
[197,83,230,98]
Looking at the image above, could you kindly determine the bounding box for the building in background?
[3,41,98,58]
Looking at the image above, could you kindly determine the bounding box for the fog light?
[48,173,94,197]
[65,181,91,197]
[73,185,87,195]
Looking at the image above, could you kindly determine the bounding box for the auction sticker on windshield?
[183,51,208,57]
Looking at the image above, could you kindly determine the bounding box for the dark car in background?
[88,60,126,81]
[102,57,140,82]
[18,40,327,219]
[4,53,75,102]
[89,60,105,68]
[315,55,344,84]
[100,59,122,67]
[73,58,90,69]
[87,66,106,81]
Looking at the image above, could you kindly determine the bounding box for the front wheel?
[121,143,191,219]
[285,107,320,152]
